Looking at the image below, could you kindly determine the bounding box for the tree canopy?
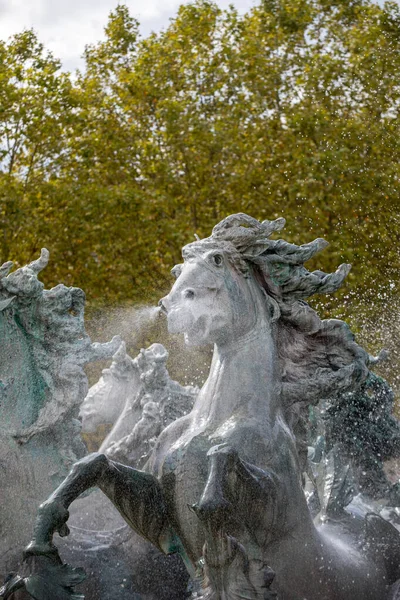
[0,0,399,322]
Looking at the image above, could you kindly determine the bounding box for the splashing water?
[86,304,161,346]
[85,303,211,389]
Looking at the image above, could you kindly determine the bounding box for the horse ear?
[171,264,183,279]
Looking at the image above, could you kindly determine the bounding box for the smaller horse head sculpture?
[80,341,137,433]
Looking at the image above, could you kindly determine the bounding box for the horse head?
[159,233,280,350]
[80,341,137,433]
[165,214,370,401]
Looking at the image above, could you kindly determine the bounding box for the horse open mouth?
[182,315,212,346]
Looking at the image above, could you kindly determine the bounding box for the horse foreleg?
[193,444,281,540]
[192,444,278,600]
[26,452,171,559]
[191,444,236,526]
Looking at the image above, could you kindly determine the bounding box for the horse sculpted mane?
[181,213,372,409]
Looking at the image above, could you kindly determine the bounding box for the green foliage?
[0,0,399,317]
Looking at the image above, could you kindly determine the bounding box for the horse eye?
[212,254,223,266]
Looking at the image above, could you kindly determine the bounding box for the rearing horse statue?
[10,214,400,600]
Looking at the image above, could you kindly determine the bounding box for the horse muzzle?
[158,298,168,316]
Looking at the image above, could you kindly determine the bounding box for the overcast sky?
[0,0,258,71]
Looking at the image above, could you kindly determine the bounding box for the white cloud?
[0,0,257,71]
[0,0,390,71]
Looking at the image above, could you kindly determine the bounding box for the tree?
[0,29,76,263]
[0,0,399,319]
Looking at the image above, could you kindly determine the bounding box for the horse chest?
[159,429,219,558]
[161,430,212,493]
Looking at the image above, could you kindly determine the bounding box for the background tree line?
[0,0,399,333]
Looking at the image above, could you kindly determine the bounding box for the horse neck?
[193,320,280,427]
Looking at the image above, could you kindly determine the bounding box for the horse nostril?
[183,289,195,300]
[158,298,168,315]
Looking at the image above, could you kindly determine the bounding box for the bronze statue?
[3,214,400,600]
